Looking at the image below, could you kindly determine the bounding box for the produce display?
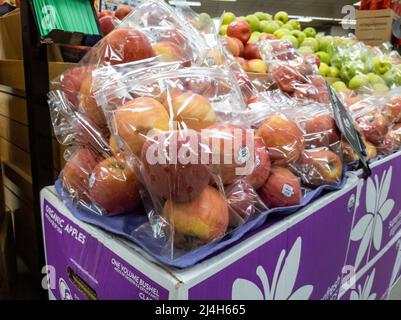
[47,1,401,266]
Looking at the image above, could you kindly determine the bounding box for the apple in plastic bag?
[79,73,108,131]
[114,5,134,20]
[300,149,342,187]
[114,97,170,157]
[203,124,253,185]
[99,15,117,36]
[163,186,229,248]
[226,180,266,228]
[89,154,141,215]
[62,147,100,201]
[356,112,389,145]
[304,114,340,146]
[224,36,244,57]
[164,90,217,131]
[246,137,271,190]
[152,41,190,63]
[258,166,301,208]
[99,28,154,65]
[256,114,304,166]
[383,97,401,123]
[141,129,212,203]
[60,65,94,107]
[272,65,305,93]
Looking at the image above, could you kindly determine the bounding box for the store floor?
[12,258,41,300]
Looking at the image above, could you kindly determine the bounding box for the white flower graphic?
[231,237,313,300]
[350,269,377,300]
[350,167,394,269]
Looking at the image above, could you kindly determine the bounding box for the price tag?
[326,83,371,178]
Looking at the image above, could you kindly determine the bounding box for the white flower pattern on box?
[231,237,313,300]
[350,167,394,269]
[350,269,377,300]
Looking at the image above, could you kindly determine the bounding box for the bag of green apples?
[92,63,271,263]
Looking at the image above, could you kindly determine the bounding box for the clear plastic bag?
[93,63,270,255]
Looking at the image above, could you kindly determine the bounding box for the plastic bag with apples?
[93,64,270,258]
[258,39,331,104]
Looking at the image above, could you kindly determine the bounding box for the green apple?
[260,20,279,33]
[373,83,389,93]
[303,27,317,38]
[276,20,284,27]
[318,36,334,52]
[298,46,314,56]
[219,24,228,36]
[246,15,260,31]
[328,66,340,78]
[300,38,319,52]
[248,31,262,44]
[291,30,305,44]
[287,19,301,30]
[199,13,212,27]
[316,51,331,65]
[382,67,401,86]
[319,62,331,77]
[273,29,291,39]
[254,12,272,21]
[237,16,246,21]
[340,64,353,82]
[281,24,293,31]
[372,57,392,74]
[331,81,347,91]
[331,55,342,70]
[221,12,236,25]
[282,35,299,48]
[366,72,385,85]
[348,74,369,90]
[274,11,289,23]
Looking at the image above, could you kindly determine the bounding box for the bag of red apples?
[346,87,401,161]
[258,39,330,104]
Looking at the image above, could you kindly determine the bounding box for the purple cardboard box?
[40,152,401,300]
[340,236,401,300]
[344,151,401,279]
[40,177,358,300]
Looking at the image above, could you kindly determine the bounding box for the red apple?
[152,40,189,63]
[62,147,100,201]
[356,112,389,145]
[272,65,305,93]
[256,114,304,165]
[259,166,302,208]
[89,154,141,215]
[341,140,358,163]
[141,129,212,202]
[224,36,241,57]
[164,90,217,131]
[114,5,134,20]
[246,137,271,190]
[163,186,229,247]
[203,124,253,185]
[99,28,154,65]
[113,97,170,156]
[304,53,320,68]
[300,149,343,187]
[243,43,262,60]
[99,15,116,36]
[226,180,265,227]
[227,20,252,44]
[79,73,108,131]
[304,114,340,146]
[59,65,94,107]
[160,29,188,48]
